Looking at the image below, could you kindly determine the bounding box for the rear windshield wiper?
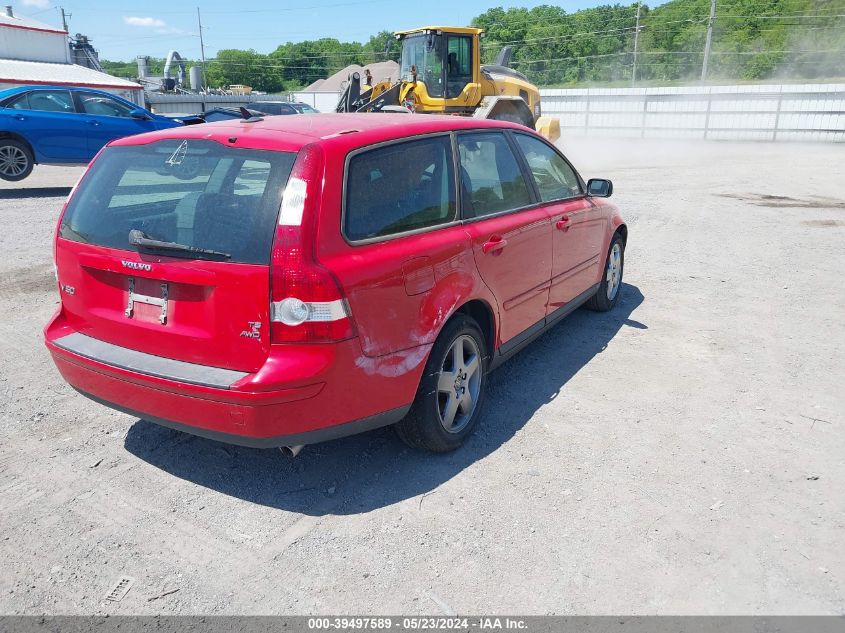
[128,229,231,260]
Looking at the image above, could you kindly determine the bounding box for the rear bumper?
[45,311,426,447]
[75,386,410,449]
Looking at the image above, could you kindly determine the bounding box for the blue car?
[0,85,183,182]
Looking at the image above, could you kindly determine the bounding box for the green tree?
[206,49,283,92]
[362,31,400,63]
[270,38,364,88]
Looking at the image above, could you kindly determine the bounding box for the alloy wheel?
[606,242,622,300]
[436,334,482,433]
[0,145,28,178]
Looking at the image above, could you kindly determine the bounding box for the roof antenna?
[239,106,263,122]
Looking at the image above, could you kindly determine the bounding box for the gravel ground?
[0,138,842,615]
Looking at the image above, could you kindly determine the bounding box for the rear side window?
[457,132,533,218]
[78,91,134,118]
[60,139,295,264]
[345,135,456,242]
[25,90,75,113]
[514,133,582,202]
[3,93,30,110]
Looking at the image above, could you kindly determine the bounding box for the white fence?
[541,83,845,142]
[147,92,341,114]
[291,91,344,113]
[147,83,845,142]
[146,93,298,114]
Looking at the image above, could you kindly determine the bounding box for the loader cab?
[397,27,480,102]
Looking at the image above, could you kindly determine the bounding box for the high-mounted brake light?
[269,143,355,344]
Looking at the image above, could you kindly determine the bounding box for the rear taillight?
[270,143,355,344]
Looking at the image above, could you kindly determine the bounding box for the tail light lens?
[270,143,355,344]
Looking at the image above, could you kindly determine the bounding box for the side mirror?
[587,178,613,197]
[129,108,152,120]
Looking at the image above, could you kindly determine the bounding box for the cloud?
[22,0,50,7]
[123,15,185,36]
[123,16,167,28]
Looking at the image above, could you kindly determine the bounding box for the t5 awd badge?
[240,321,261,339]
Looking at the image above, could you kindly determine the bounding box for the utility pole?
[632,2,641,85]
[59,7,70,33]
[197,7,207,92]
[700,0,716,82]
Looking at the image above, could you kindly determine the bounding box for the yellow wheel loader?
[336,26,560,142]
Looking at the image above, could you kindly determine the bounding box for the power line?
[472,4,845,33]
[483,26,639,48]
[196,45,845,72]
[514,48,845,63]
[715,13,845,19]
[478,16,737,50]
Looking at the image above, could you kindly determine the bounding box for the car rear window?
[60,139,295,264]
[344,135,456,242]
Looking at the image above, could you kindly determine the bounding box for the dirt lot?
[0,138,842,615]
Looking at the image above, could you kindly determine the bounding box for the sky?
[13,0,627,61]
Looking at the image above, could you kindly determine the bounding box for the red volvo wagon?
[45,113,626,453]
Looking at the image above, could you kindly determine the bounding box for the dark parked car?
[0,85,182,182]
[251,101,319,115]
[199,107,266,122]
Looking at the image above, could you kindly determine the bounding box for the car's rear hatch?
[55,138,296,375]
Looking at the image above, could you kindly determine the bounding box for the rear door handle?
[86,120,100,126]
[555,216,571,230]
[482,236,508,254]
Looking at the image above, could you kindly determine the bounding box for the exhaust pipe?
[280,444,305,457]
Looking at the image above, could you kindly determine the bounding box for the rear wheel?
[395,315,488,453]
[0,139,34,182]
[585,234,624,311]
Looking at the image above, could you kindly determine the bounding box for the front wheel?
[395,315,488,453]
[585,234,625,311]
[0,139,34,182]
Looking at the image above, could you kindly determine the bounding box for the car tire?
[395,315,488,453]
[0,139,34,182]
[585,233,625,312]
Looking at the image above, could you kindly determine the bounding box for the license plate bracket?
[125,278,168,324]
